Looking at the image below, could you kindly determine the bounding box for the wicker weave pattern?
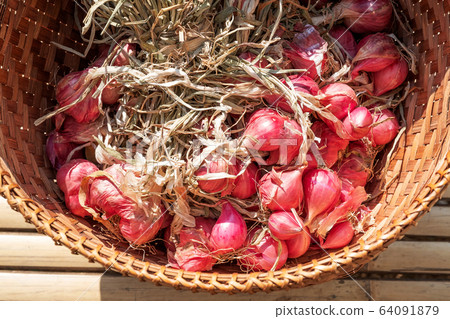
[0,0,449,293]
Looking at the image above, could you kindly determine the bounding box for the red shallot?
[231,161,260,199]
[352,33,400,78]
[210,201,247,254]
[321,221,354,249]
[242,109,303,166]
[259,167,304,212]
[56,159,99,217]
[239,228,288,271]
[318,83,358,120]
[372,58,409,96]
[284,24,328,79]
[303,168,341,225]
[264,75,319,113]
[329,25,357,58]
[334,0,392,34]
[285,227,311,258]
[46,131,84,169]
[268,211,304,240]
[368,109,400,146]
[56,70,100,124]
[195,156,238,196]
[308,121,349,169]
[342,107,373,140]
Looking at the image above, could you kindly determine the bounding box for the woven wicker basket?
[0,0,449,294]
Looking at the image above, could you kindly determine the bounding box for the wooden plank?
[0,233,104,271]
[442,187,450,199]
[0,271,371,301]
[371,280,450,301]
[0,198,36,230]
[367,241,450,274]
[405,206,450,237]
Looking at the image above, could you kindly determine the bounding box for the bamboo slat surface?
[1,196,449,301]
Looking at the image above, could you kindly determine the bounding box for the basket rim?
[1,151,450,293]
[0,0,449,294]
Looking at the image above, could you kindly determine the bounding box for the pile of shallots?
[46,0,409,272]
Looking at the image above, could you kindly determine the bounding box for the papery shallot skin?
[263,75,319,113]
[284,24,328,79]
[166,216,216,272]
[46,131,83,169]
[56,70,100,124]
[259,167,304,211]
[239,228,288,271]
[56,159,99,217]
[88,167,164,245]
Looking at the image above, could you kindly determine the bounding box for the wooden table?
[1,191,449,301]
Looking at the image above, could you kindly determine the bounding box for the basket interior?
[0,0,449,292]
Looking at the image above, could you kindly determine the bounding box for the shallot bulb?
[56,159,99,217]
[335,154,371,188]
[372,58,409,96]
[286,227,311,258]
[231,161,260,199]
[166,218,216,272]
[242,109,303,166]
[46,131,83,169]
[303,169,341,225]
[259,167,304,211]
[268,211,304,240]
[101,80,122,105]
[210,201,247,254]
[318,83,358,120]
[329,25,357,58]
[264,75,319,113]
[92,43,136,67]
[55,116,102,144]
[195,156,238,196]
[239,228,288,271]
[368,109,400,146]
[312,185,367,238]
[334,0,393,34]
[321,221,354,249]
[283,24,328,79]
[308,121,349,169]
[352,33,401,78]
[88,168,164,245]
[56,70,100,124]
[342,107,373,140]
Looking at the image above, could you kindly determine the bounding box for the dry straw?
[0,0,449,292]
